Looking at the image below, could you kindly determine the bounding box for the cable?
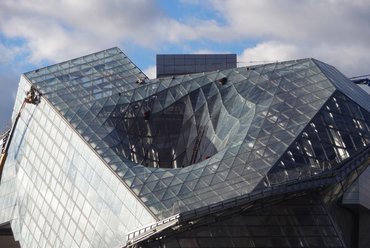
[349,74,370,79]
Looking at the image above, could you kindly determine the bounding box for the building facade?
[0,47,369,247]
[156,54,237,78]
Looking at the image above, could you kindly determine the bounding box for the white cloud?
[238,41,370,76]
[2,0,370,135]
[308,43,370,76]
[1,1,246,62]
[193,49,230,54]
[210,0,370,43]
[0,0,369,75]
[143,65,157,79]
[0,44,23,64]
[238,41,299,65]
[0,0,224,63]
[209,0,370,75]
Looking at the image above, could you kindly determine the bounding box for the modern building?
[351,76,370,94]
[0,47,369,247]
[156,54,237,78]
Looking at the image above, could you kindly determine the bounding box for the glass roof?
[23,47,370,219]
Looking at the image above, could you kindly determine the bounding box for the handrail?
[123,147,369,247]
[125,214,180,247]
[180,146,370,222]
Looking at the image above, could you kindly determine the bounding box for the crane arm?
[0,86,41,181]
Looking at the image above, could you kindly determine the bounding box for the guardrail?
[180,146,370,222]
[124,146,370,248]
[126,214,180,247]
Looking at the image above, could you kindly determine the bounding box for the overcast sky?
[1,0,370,132]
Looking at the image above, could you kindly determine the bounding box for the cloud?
[208,0,370,75]
[238,41,299,65]
[210,0,370,43]
[238,41,370,76]
[143,65,157,79]
[0,0,166,62]
[0,1,150,62]
[0,0,224,63]
[1,0,370,69]
[0,1,369,83]
[0,44,19,63]
[1,0,369,132]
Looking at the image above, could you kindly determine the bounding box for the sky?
[1,0,370,132]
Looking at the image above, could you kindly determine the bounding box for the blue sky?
[1,0,370,131]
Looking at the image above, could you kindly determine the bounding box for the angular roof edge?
[23,47,123,77]
[312,58,370,112]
